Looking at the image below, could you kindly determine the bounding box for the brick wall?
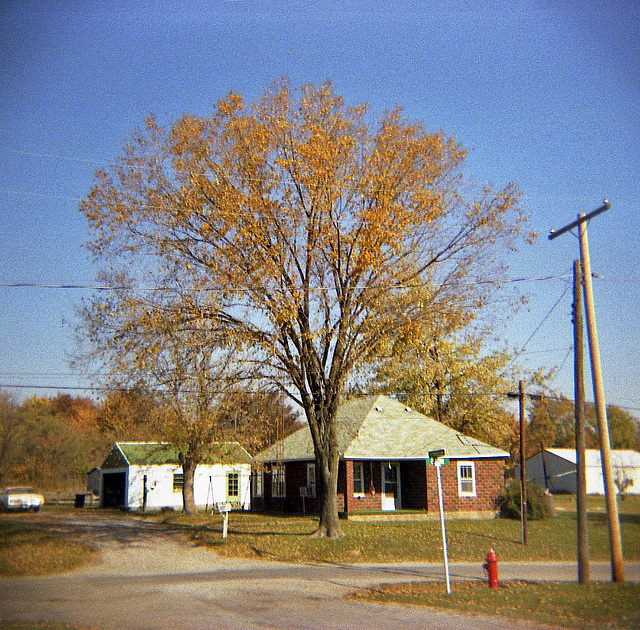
[254,457,506,514]
[426,458,506,512]
[344,460,383,512]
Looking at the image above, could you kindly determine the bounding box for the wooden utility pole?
[519,380,527,545]
[578,214,624,583]
[508,380,535,546]
[550,201,624,583]
[573,259,590,583]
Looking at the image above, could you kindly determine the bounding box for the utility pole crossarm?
[548,200,610,240]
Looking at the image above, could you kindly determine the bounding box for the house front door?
[381,462,400,511]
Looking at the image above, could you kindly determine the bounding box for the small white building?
[98,442,252,510]
[526,448,640,495]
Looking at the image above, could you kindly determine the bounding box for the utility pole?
[507,381,541,546]
[550,201,624,583]
[518,380,527,546]
[573,259,590,583]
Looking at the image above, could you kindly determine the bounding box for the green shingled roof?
[256,395,509,462]
[101,442,252,469]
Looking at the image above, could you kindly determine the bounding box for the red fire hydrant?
[483,548,499,589]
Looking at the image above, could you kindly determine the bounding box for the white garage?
[98,442,252,510]
[526,448,640,495]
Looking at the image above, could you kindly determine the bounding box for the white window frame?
[253,470,264,497]
[353,462,365,496]
[172,472,184,493]
[457,461,476,497]
[272,464,286,498]
[227,471,239,499]
[306,463,316,497]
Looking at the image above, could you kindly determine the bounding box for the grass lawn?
[157,495,640,565]
[349,581,640,629]
[0,515,97,577]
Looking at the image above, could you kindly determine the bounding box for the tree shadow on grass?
[8,510,195,548]
[562,511,640,525]
[167,520,316,538]
[445,524,521,546]
[586,512,640,525]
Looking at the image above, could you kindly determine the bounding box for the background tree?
[371,315,519,451]
[528,396,640,456]
[95,388,163,441]
[0,395,106,491]
[0,391,19,487]
[81,80,529,537]
[607,406,640,450]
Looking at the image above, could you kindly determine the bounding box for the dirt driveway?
[0,511,565,629]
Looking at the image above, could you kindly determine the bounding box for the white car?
[0,487,45,512]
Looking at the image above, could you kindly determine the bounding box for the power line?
[0,273,571,293]
[502,283,571,376]
[2,381,638,413]
[518,283,571,354]
[6,147,104,166]
[0,147,632,211]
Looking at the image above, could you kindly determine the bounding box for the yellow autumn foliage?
[80,79,528,534]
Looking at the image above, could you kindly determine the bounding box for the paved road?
[1,512,636,629]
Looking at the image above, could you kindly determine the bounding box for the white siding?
[526,449,640,495]
[126,463,252,509]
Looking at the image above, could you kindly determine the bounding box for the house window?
[457,462,476,497]
[227,472,239,498]
[172,472,184,493]
[306,463,316,497]
[253,470,264,497]
[272,464,286,498]
[353,462,365,496]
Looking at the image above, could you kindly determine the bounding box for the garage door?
[102,472,126,508]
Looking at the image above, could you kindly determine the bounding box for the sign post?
[299,486,308,516]
[429,449,451,595]
[217,502,231,539]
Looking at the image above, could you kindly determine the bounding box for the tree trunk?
[298,364,343,538]
[179,453,197,515]
[312,444,343,539]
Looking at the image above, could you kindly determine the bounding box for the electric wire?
[1,381,638,413]
[0,273,571,293]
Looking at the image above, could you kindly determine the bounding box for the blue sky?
[0,0,638,416]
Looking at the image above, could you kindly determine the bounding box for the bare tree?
[78,284,245,513]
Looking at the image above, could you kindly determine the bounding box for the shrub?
[499,480,555,520]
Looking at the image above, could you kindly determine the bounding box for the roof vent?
[405,407,410,412]
[375,406,382,412]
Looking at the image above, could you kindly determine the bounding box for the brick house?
[252,395,509,517]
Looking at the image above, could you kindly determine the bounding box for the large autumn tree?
[212,390,303,455]
[81,80,527,537]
